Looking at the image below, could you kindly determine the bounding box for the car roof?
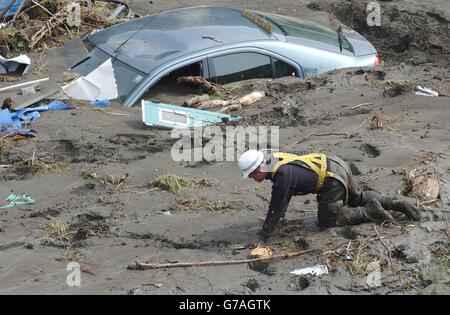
[87,6,280,74]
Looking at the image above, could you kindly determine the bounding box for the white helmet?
[238,150,265,179]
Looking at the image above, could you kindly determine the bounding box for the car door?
[207,50,301,85]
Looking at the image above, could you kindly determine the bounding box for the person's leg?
[319,178,396,227]
[317,180,346,228]
[317,180,391,227]
[348,182,420,221]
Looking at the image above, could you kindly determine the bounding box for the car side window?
[273,58,297,78]
[210,53,272,84]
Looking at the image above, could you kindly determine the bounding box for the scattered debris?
[142,100,240,129]
[82,169,129,188]
[383,80,414,97]
[0,100,72,137]
[0,0,22,19]
[20,156,67,174]
[152,176,220,196]
[183,91,265,112]
[370,112,400,131]
[63,59,119,101]
[55,248,84,263]
[290,265,329,276]
[322,234,378,274]
[0,0,129,53]
[0,192,35,209]
[151,174,194,194]
[0,53,30,75]
[415,85,439,97]
[374,226,394,270]
[39,219,71,248]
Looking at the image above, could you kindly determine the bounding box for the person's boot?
[362,199,396,224]
[391,200,421,221]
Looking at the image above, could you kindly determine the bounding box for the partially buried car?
[72,5,381,107]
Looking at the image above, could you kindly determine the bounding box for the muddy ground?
[0,0,449,295]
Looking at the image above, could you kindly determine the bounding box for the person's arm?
[262,165,295,235]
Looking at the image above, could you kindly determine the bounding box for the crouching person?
[237,150,420,237]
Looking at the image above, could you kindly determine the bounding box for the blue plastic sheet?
[91,99,111,107]
[0,0,21,17]
[0,101,72,136]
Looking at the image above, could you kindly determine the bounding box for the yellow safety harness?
[271,152,335,191]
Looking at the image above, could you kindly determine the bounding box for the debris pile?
[151,175,222,195]
[183,91,266,113]
[0,0,131,54]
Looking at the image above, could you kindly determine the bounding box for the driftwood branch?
[295,132,350,145]
[177,76,225,94]
[434,159,449,239]
[374,226,394,270]
[293,118,370,145]
[350,102,372,110]
[133,249,314,270]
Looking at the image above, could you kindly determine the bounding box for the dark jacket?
[263,162,333,233]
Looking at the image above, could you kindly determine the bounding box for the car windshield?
[72,44,146,102]
[258,12,353,52]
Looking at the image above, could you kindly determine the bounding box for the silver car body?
[73,5,378,107]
